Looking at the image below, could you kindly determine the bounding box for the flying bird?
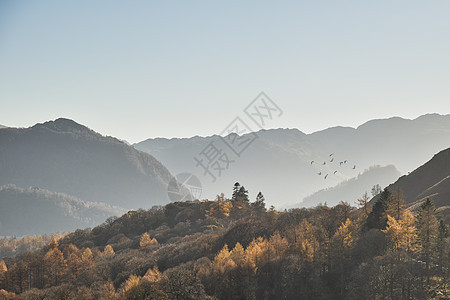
[344,160,347,164]
[352,165,356,169]
[311,161,314,164]
[333,170,337,174]
[330,158,334,162]
[317,172,322,175]
[340,161,343,166]
[324,174,328,179]
[329,153,334,157]
[322,161,326,165]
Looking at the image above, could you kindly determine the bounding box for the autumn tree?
[382,210,417,253]
[139,232,158,250]
[330,218,357,297]
[206,193,232,220]
[43,247,67,287]
[212,245,235,274]
[0,259,7,286]
[80,248,94,270]
[357,192,372,217]
[293,219,319,263]
[101,245,115,259]
[230,242,246,266]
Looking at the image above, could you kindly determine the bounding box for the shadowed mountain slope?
[0,118,175,209]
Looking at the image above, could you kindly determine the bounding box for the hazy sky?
[1,1,449,143]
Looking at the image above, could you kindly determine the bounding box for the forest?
[0,183,448,299]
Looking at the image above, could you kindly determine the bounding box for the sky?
[0,1,449,143]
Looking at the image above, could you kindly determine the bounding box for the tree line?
[0,183,448,299]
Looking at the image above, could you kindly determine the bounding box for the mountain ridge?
[134,113,450,207]
[0,118,176,210]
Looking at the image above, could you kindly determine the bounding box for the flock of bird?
[311,153,356,179]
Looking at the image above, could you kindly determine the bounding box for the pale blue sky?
[1,1,449,143]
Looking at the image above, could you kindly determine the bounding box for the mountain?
[0,125,6,129]
[0,185,126,236]
[0,118,175,209]
[301,165,401,208]
[373,147,450,222]
[134,114,450,208]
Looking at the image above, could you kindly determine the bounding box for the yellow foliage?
[269,232,289,257]
[81,248,93,261]
[143,266,164,282]
[0,260,7,273]
[139,232,158,249]
[331,218,356,259]
[382,210,418,252]
[295,219,319,262]
[213,244,236,273]
[122,274,140,293]
[230,242,246,265]
[245,237,272,271]
[102,245,115,258]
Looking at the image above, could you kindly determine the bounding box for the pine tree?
[231,182,241,202]
[416,198,439,275]
[436,220,449,270]
[387,187,405,221]
[366,188,391,230]
[237,186,249,202]
[251,192,266,216]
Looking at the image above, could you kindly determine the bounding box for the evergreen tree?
[251,192,266,216]
[237,186,249,202]
[366,188,390,230]
[416,198,439,274]
[387,187,405,221]
[231,182,241,202]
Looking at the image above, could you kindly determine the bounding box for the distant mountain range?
[135,114,450,207]
[373,147,450,222]
[0,185,126,236]
[1,115,448,237]
[301,165,401,208]
[0,118,175,210]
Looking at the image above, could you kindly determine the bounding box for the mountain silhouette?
[134,114,450,207]
[0,118,175,209]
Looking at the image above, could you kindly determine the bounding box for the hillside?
[0,193,447,299]
[134,114,450,207]
[0,118,175,209]
[301,165,401,207]
[374,147,450,221]
[0,185,126,236]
